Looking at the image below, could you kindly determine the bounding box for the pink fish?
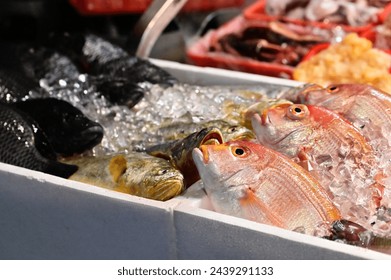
[283,83,391,161]
[251,103,385,229]
[192,140,341,236]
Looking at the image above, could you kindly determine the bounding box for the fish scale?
[288,84,391,155]
[255,162,337,232]
[252,103,384,232]
[193,140,341,236]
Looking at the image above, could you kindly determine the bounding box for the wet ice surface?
[35,76,291,154]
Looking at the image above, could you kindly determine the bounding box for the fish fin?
[109,155,127,183]
[45,161,78,179]
[240,188,285,228]
[297,148,313,172]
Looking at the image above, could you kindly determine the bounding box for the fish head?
[119,155,185,201]
[50,100,104,155]
[170,127,224,187]
[192,140,271,197]
[240,98,293,130]
[297,84,359,110]
[145,166,185,201]
[220,124,256,141]
[251,103,313,156]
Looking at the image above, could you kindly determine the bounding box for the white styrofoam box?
[151,58,302,87]
[0,163,179,260]
[0,59,390,259]
[172,183,391,259]
[173,204,389,260]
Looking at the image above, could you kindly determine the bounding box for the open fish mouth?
[200,128,224,146]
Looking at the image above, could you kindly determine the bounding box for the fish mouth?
[200,128,224,146]
[260,103,292,125]
[77,125,104,147]
[297,84,324,103]
[254,107,307,146]
[192,146,209,165]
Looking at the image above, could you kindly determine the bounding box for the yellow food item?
[293,33,391,93]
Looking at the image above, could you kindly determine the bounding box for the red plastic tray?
[69,0,245,15]
[186,16,296,79]
[243,0,391,34]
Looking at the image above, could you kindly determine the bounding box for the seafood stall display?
[186,0,391,81]
[2,0,391,260]
[245,0,391,30]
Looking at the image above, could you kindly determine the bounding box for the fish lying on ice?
[12,98,104,156]
[240,98,293,129]
[0,103,77,178]
[281,83,391,204]
[281,83,391,156]
[19,46,146,108]
[46,33,177,86]
[251,103,385,228]
[192,140,341,236]
[63,152,184,201]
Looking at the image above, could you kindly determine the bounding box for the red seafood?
[283,84,391,174]
[251,103,385,229]
[284,84,391,138]
[192,140,341,236]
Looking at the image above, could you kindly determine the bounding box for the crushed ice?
[29,66,391,241]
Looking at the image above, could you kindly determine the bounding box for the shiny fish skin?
[12,98,104,156]
[251,103,384,227]
[64,152,184,201]
[146,127,224,188]
[192,140,341,235]
[284,83,391,156]
[47,33,177,85]
[0,103,77,178]
[240,98,293,130]
[157,119,255,142]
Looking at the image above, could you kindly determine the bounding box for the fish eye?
[287,104,309,120]
[158,169,168,175]
[229,126,238,133]
[230,145,249,158]
[327,85,339,93]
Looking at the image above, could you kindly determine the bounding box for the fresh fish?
[91,76,145,108]
[192,140,341,236]
[47,33,178,85]
[251,103,386,229]
[12,98,104,157]
[19,46,81,84]
[157,119,255,142]
[282,83,391,170]
[145,127,224,187]
[19,46,146,108]
[0,103,78,178]
[63,152,184,201]
[240,97,293,129]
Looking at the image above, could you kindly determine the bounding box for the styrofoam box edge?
[0,59,389,259]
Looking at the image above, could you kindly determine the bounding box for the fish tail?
[44,161,78,179]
